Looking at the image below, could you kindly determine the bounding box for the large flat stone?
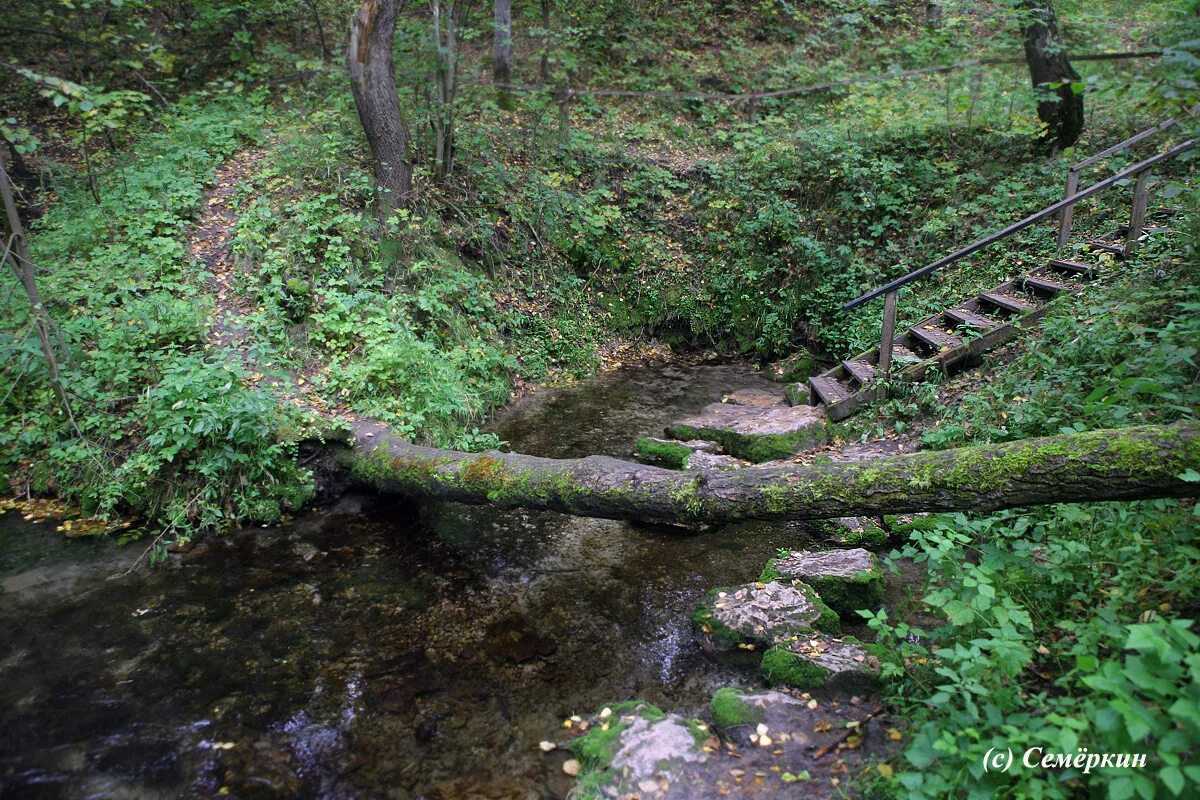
[665,402,828,463]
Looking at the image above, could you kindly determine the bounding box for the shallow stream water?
[0,364,836,799]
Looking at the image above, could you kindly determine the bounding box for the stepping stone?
[761,548,883,619]
[761,635,884,692]
[665,403,828,463]
[693,581,840,653]
[561,703,711,798]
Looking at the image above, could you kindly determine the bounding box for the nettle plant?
[864,500,1200,799]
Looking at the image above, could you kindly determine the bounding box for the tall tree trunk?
[347,0,414,217]
[538,0,551,84]
[1020,0,1084,149]
[430,0,471,179]
[341,420,1200,526]
[492,0,513,108]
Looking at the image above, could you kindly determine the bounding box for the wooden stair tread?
[980,291,1037,313]
[1022,274,1074,294]
[909,326,964,352]
[890,343,921,362]
[944,308,1000,331]
[1088,240,1125,258]
[1049,259,1096,277]
[841,359,876,385]
[809,376,854,405]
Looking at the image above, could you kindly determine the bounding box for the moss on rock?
[634,437,692,469]
[709,688,765,729]
[664,421,826,463]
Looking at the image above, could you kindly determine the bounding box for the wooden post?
[1057,168,1080,248]
[1125,170,1151,258]
[876,289,898,402]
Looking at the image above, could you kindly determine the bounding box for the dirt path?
[189,149,357,425]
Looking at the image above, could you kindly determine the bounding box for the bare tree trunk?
[492,0,513,108]
[925,0,941,28]
[1020,0,1084,149]
[347,0,414,216]
[538,0,551,84]
[430,0,473,179]
[1,166,75,427]
[343,420,1200,526]
[306,0,332,59]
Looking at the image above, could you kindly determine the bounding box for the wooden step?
[980,291,1037,314]
[1048,259,1096,277]
[944,307,1000,331]
[1022,274,1074,294]
[841,359,876,385]
[809,376,854,406]
[1088,240,1125,259]
[909,325,964,352]
[891,343,921,363]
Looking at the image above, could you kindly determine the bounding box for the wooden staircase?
[805,221,1157,422]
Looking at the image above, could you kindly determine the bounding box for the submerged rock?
[693,580,839,654]
[665,402,828,462]
[761,635,883,692]
[761,548,884,619]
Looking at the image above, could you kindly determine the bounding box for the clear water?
[0,364,831,799]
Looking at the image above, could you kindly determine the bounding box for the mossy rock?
[664,402,828,463]
[665,418,827,463]
[761,635,883,693]
[693,580,840,655]
[567,702,709,798]
[709,687,765,729]
[634,437,692,469]
[820,516,889,549]
[764,548,884,620]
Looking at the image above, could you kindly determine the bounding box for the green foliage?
[0,87,313,542]
[866,501,1200,798]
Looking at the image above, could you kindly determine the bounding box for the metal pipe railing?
[1057,108,1195,246]
[843,138,1197,311]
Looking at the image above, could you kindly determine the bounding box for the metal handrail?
[1058,106,1197,245]
[843,138,1197,311]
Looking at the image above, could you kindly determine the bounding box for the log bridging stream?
[343,421,1200,525]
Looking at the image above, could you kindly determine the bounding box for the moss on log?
[344,420,1200,525]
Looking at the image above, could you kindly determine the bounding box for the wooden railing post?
[1058,168,1080,248]
[876,289,898,402]
[1124,170,1151,258]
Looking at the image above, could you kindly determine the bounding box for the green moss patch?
[634,437,692,469]
[709,687,765,729]
[664,422,826,463]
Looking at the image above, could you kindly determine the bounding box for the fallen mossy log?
[345,421,1200,525]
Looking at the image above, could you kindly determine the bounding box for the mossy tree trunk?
[343,421,1200,525]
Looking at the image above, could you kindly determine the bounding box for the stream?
[0,364,842,799]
